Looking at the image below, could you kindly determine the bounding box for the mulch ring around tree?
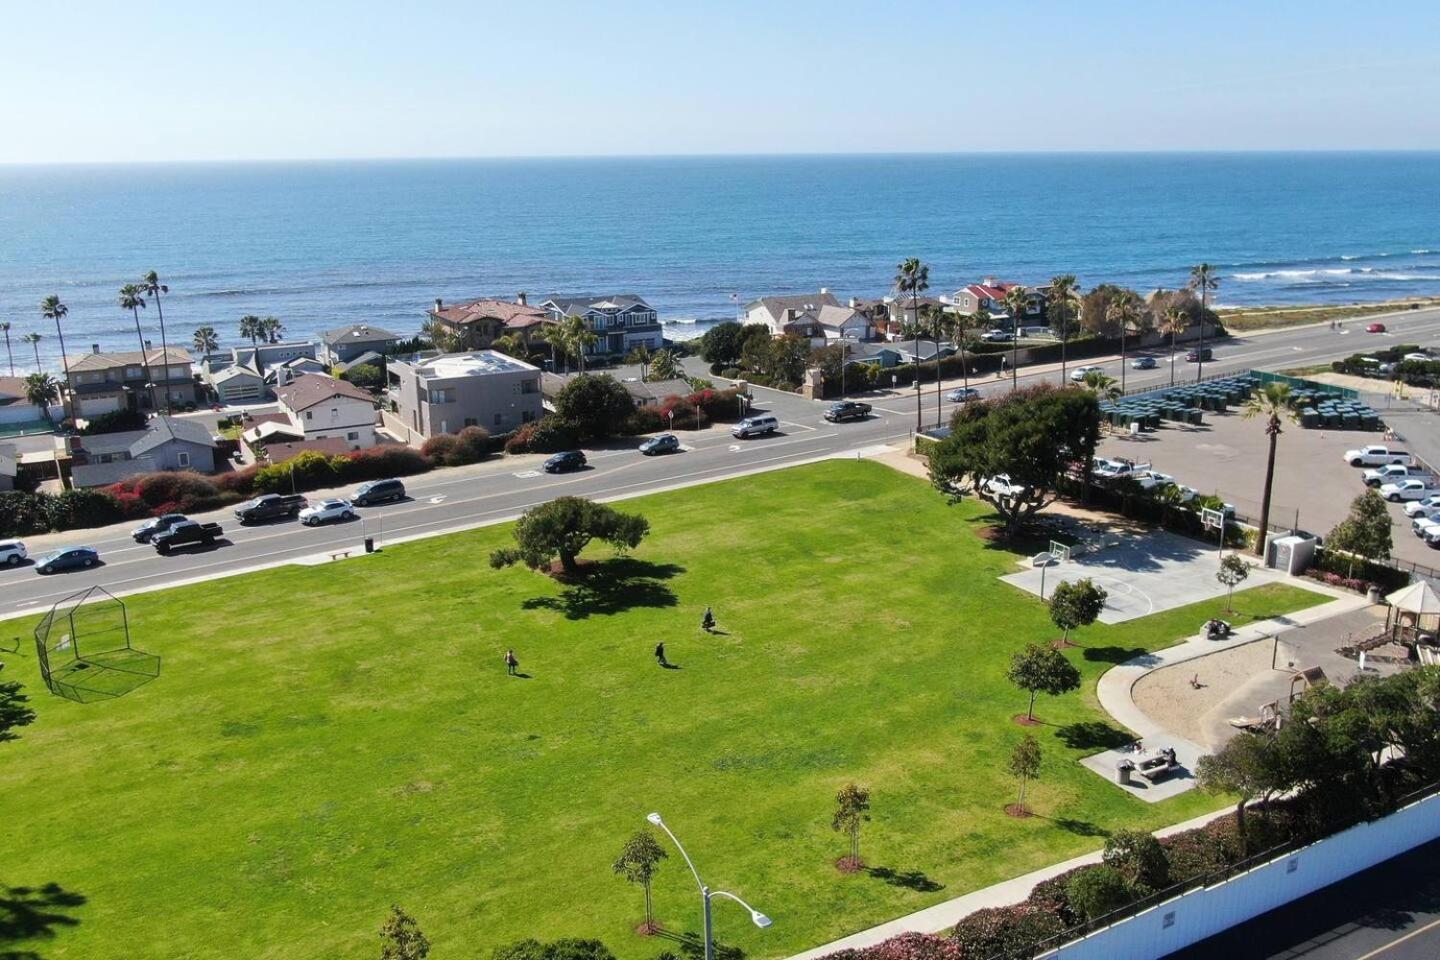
[544,559,597,581]
[1004,804,1033,819]
[835,856,864,874]
[1012,714,1043,727]
[974,525,1002,543]
[635,922,661,936]
[1051,637,1079,649]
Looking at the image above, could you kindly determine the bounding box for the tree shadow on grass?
[0,881,86,959]
[655,929,745,960]
[1056,721,1135,751]
[867,866,945,893]
[521,559,684,620]
[1082,646,1153,665]
[1042,816,1110,838]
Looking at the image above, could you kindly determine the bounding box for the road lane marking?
[1354,915,1440,959]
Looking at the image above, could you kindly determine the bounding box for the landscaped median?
[0,460,1325,959]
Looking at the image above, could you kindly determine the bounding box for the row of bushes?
[505,387,751,454]
[1308,546,1411,593]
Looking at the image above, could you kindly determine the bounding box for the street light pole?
[646,812,771,960]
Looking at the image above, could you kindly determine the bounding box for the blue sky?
[4,0,1439,162]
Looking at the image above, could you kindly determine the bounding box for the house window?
[493,413,502,426]
[464,417,477,427]
[305,411,313,420]
[347,431,359,441]
[177,451,191,467]
[126,367,141,378]
[330,407,339,420]
[522,379,538,394]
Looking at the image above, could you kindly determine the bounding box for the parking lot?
[1095,397,1440,568]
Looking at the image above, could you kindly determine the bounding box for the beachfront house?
[538,294,663,358]
[200,340,320,404]
[64,344,197,417]
[0,376,62,426]
[319,323,401,366]
[743,290,874,343]
[387,351,542,443]
[948,279,1048,324]
[426,295,553,352]
[273,373,378,450]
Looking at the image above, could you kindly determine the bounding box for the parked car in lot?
[1424,525,1440,549]
[1403,351,1434,363]
[1344,445,1410,467]
[824,401,872,422]
[732,414,779,438]
[638,434,680,455]
[1186,348,1214,362]
[152,521,223,554]
[1093,457,1150,480]
[1364,464,1433,487]
[352,478,406,506]
[0,539,27,567]
[1070,365,1104,382]
[299,499,355,526]
[542,450,587,473]
[1403,495,1440,518]
[1133,469,1176,491]
[1380,479,1439,502]
[980,329,1013,343]
[1413,516,1440,539]
[234,494,308,524]
[1131,356,1158,370]
[982,474,1028,498]
[132,513,189,543]
[946,386,981,403]
[35,546,99,574]
[1367,322,1387,333]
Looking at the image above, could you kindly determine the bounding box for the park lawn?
[0,460,1327,960]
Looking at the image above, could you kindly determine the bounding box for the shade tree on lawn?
[1008,734,1042,815]
[1006,643,1081,723]
[1195,731,1284,855]
[832,783,871,871]
[1048,579,1108,645]
[612,829,668,934]
[490,497,650,574]
[1215,555,1250,613]
[1326,489,1394,577]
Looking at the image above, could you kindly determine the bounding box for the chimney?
[434,298,443,313]
[92,343,100,354]
[820,287,829,296]
[144,339,152,350]
[849,297,859,309]
[517,292,528,306]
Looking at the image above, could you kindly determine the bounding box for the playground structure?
[33,586,160,703]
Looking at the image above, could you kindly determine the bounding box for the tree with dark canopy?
[490,497,650,574]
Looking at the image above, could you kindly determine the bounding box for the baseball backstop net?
[33,586,160,702]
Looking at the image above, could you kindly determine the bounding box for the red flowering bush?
[1304,569,1371,593]
[822,932,964,960]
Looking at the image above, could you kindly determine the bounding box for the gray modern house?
[538,294,662,358]
[388,351,542,442]
[68,415,219,488]
[320,324,401,366]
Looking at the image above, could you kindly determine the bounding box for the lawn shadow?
[1056,721,1135,751]
[660,662,682,670]
[1082,646,1153,665]
[655,929,745,960]
[521,559,684,620]
[0,880,86,956]
[1036,815,1109,838]
[867,865,945,893]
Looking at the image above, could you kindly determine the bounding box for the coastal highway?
[4,306,1440,619]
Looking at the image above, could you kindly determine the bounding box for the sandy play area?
[1132,639,1280,749]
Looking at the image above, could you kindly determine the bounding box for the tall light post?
[646,812,771,960]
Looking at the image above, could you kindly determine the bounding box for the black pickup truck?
[152,520,223,554]
[233,494,308,525]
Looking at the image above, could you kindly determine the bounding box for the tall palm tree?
[40,295,74,425]
[894,258,930,430]
[193,325,220,356]
[1161,305,1189,387]
[556,314,598,373]
[239,314,263,349]
[1188,263,1219,382]
[492,332,530,363]
[1047,274,1079,383]
[118,283,156,413]
[21,332,43,372]
[23,372,60,424]
[1242,383,1299,558]
[1081,369,1120,400]
[951,308,975,393]
[141,272,173,413]
[1106,288,1142,393]
[1002,285,1031,392]
[261,316,284,344]
[930,306,954,426]
[0,321,12,376]
[626,342,654,380]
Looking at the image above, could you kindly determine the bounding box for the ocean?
[1,153,1438,367]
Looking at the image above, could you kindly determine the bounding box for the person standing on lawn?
[505,649,518,676]
[654,642,667,667]
[701,607,715,633]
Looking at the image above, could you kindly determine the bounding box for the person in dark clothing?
[505,649,518,676]
[701,606,715,633]
[655,642,667,667]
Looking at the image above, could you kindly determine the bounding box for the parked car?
[1344,445,1410,467]
[1367,322,1387,333]
[1070,365,1104,382]
[131,513,190,543]
[352,478,406,507]
[946,387,981,403]
[732,414,779,439]
[153,521,223,554]
[1186,348,1214,362]
[1413,516,1440,539]
[1380,479,1439,502]
[982,474,1027,498]
[639,434,681,455]
[824,401,872,422]
[0,539,27,567]
[1404,352,1434,363]
[1364,464,1433,487]
[1133,469,1176,491]
[35,546,99,574]
[1093,458,1149,480]
[1424,525,1440,549]
[1131,356,1158,370]
[234,494,308,524]
[980,330,1013,343]
[542,450,587,473]
[1403,495,1440,518]
[299,499,356,526]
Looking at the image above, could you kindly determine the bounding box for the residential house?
[68,415,218,488]
[948,278,1047,325]
[388,351,542,442]
[320,323,401,366]
[742,290,873,343]
[208,364,267,405]
[0,376,59,425]
[268,356,329,391]
[846,343,906,369]
[426,295,553,351]
[885,295,946,331]
[539,294,663,357]
[274,373,378,450]
[621,378,694,407]
[200,340,320,404]
[64,345,197,418]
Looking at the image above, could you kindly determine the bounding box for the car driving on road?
[824,400,872,422]
[1367,322,1387,333]
[543,450,587,473]
[299,498,356,525]
[1186,348,1214,362]
[946,387,980,403]
[352,478,406,506]
[152,521,224,554]
[1070,365,1104,382]
[35,546,99,574]
[132,513,189,543]
[0,540,27,567]
[639,434,680,455]
[1131,356,1157,370]
[235,494,308,524]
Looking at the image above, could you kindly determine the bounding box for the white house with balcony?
[273,373,378,450]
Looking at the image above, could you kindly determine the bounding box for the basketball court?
[1001,524,1285,624]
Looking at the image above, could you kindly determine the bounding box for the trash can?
[1367,584,1381,604]
[1117,760,1135,786]
[364,536,375,554]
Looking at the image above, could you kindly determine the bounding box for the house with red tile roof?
[948,278,1048,323]
[426,294,553,351]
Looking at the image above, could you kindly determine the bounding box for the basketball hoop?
[1201,508,1225,531]
[1049,540,1072,563]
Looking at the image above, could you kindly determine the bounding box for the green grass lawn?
[0,460,1326,960]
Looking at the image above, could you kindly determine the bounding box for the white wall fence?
[1040,790,1440,959]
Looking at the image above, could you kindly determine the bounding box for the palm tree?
[492,332,530,362]
[118,283,156,412]
[951,309,975,394]
[1002,285,1031,391]
[626,342,653,380]
[21,332,43,372]
[420,317,459,354]
[1081,369,1120,400]
[261,316,284,344]
[193,325,220,356]
[927,306,952,427]
[1161,304,1189,387]
[1242,383,1299,558]
[39,295,74,425]
[0,321,12,376]
[1047,274,1079,383]
[556,314,598,373]
[1106,288,1143,393]
[894,258,930,430]
[141,272,173,413]
[239,314,263,349]
[1188,263,1219,382]
[23,372,60,424]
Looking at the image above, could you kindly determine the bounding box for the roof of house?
[210,364,263,384]
[241,419,306,446]
[263,437,355,464]
[747,291,842,322]
[274,373,375,411]
[321,323,400,345]
[130,416,217,455]
[541,294,652,315]
[0,377,34,406]
[335,350,384,372]
[622,378,693,404]
[71,456,159,488]
[66,347,193,372]
[406,351,538,380]
[429,298,549,327]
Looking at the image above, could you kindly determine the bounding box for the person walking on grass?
[505,649,518,676]
[701,607,716,633]
[655,642,668,667]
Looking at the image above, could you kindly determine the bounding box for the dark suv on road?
[1186,347,1213,362]
[824,401,872,422]
[543,450,587,473]
[352,478,406,506]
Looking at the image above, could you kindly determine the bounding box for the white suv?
[0,540,26,567]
